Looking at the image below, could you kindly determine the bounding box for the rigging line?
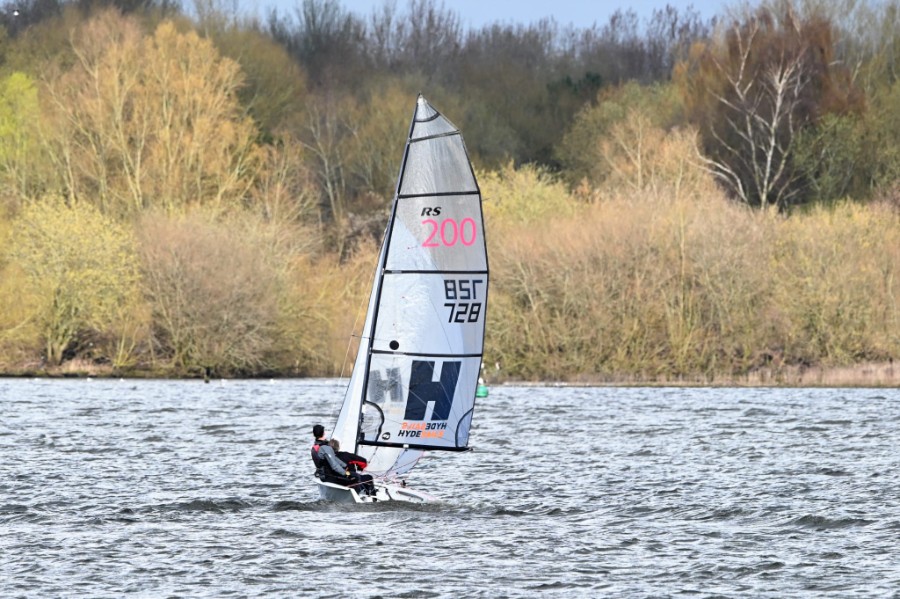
[340,263,379,381]
[371,451,423,483]
[324,478,376,492]
[374,459,420,484]
[353,96,419,455]
[330,256,381,426]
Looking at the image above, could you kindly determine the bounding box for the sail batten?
[398,191,480,199]
[384,269,489,275]
[331,95,488,478]
[415,112,442,123]
[410,130,462,143]
[371,350,484,359]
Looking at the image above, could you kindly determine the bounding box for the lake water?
[1,379,898,597]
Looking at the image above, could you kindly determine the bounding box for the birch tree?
[708,21,808,210]
[677,5,859,210]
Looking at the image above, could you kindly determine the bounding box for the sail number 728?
[444,279,484,323]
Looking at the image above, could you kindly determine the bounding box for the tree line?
[0,0,898,380]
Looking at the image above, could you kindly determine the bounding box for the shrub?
[8,197,141,366]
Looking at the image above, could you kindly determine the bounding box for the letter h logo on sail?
[367,367,403,404]
[404,360,460,421]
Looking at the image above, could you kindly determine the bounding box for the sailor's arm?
[320,446,348,474]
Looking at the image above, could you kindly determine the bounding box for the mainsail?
[331,95,488,479]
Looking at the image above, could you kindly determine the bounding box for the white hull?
[315,479,438,504]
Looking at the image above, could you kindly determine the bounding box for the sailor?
[311,424,376,496]
[310,424,328,469]
[330,438,375,496]
[311,424,349,482]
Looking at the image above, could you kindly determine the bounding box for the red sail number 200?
[422,218,478,247]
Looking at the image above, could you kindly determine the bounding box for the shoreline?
[515,361,900,388]
[1,360,897,388]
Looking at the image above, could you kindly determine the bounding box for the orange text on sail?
[397,421,446,439]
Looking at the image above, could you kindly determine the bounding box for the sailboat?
[316,95,489,503]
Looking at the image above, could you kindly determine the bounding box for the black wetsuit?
[336,450,375,496]
[312,439,375,496]
[311,439,350,485]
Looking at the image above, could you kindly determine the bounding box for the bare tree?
[267,0,367,90]
[138,212,280,374]
[700,16,811,210]
[299,98,350,225]
[678,4,857,210]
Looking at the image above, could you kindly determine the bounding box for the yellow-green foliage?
[479,162,577,226]
[0,72,41,205]
[484,162,900,381]
[772,202,900,364]
[8,197,141,366]
[0,261,38,367]
[0,213,40,367]
[556,82,682,188]
[870,77,900,189]
[0,210,9,262]
[278,242,378,376]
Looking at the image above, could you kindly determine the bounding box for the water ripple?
[1,380,898,597]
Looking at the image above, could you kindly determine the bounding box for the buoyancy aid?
[311,439,328,471]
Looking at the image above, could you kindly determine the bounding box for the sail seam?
[411,130,460,143]
[398,191,480,199]
[359,440,471,452]
[384,269,489,275]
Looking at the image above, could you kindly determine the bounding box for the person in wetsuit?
[330,438,375,497]
[310,424,375,497]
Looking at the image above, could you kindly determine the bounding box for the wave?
[816,467,852,476]
[788,514,874,530]
[142,498,254,513]
[694,506,747,521]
